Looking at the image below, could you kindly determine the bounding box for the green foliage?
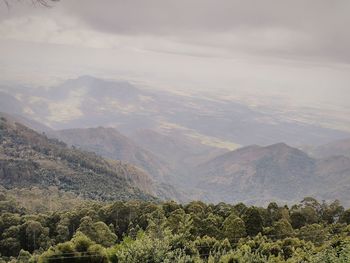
[77,216,117,247]
[17,249,32,263]
[340,209,350,224]
[222,213,246,242]
[0,120,156,203]
[271,219,293,239]
[297,223,328,245]
[243,207,264,236]
[0,197,349,262]
[38,232,108,263]
[290,211,307,229]
[109,231,171,262]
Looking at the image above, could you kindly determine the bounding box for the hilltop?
[194,142,350,206]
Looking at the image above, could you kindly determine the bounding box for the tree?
[162,201,181,217]
[233,202,247,217]
[77,216,117,247]
[166,208,187,234]
[243,207,263,236]
[55,221,70,243]
[301,197,321,212]
[271,219,293,239]
[291,211,307,229]
[17,249,31,263]
[0,237,21,257]
[298,224,328,245]
[72,232,94,253]
[0,198,348,262]
[267,202,281,225]
[339,209,350,225]
[222,213,246,242]
[191,212,222,238]
[322,200,344,224]
[21,220,50,252]
[185,201,207,215]
[194,235,218,260]
[201,213,223,238]
[213,202,234,218]
[111,231,172,263]
[38,232,108,263]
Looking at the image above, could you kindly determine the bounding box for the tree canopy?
[0,193,350,262]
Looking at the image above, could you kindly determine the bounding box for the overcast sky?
[0,0,349,112]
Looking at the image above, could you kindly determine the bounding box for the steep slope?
[51,127,190,202]
[0,112,52,133]
[51,127,173,182]
[195,143,350,206]
[313,155,350,204]
[0,116,156,201]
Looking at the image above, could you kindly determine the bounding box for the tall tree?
[243,207,263,236]
[222,213,246,242]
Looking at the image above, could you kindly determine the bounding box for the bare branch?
[2,0,10,9]
[2,0,59,9]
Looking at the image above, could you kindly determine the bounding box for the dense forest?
[0,194,350,262]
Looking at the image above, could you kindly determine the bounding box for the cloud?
[1,0,350,63]
[0,15,123,49]
[0,0,349,116]
[58,0,350,63]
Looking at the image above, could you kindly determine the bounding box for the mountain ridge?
[2,75,349,147]
[0,114,157,201]
[50,127,173,183]
[194,142,350,206]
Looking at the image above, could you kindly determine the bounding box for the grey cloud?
[61,1,345,34]
[0,0,349,115]
[58,0,350,63]
[1,0,350,63]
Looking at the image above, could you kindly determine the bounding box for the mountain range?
[1,75,349,148]
[0,76,350,206]
[2,111,350,206]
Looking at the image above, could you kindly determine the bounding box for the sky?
[0,0,350,115]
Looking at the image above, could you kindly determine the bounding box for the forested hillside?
[194,143,350,206]
[2,112,350,206]
[51,127,174,183]
[0,194,349,262]
[0,116,155,201]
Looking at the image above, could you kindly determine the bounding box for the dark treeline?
[1,194,350,262]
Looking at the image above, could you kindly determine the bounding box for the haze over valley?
[1,75,349,206]
[1,1,350,262]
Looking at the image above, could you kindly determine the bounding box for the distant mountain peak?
[266,142,289,148]
[194,140,350,206]
[264,142,307,155]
